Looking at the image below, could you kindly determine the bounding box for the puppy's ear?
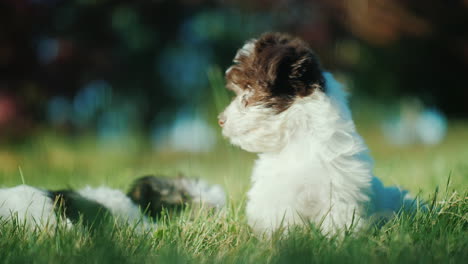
[255,32,325,97]
[289,52,325,94]
[274,50,325,97]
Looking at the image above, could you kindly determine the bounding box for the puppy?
[218,32,419,236]
[0,175,225,230]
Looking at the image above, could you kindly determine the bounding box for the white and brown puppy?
[219,32,418,236]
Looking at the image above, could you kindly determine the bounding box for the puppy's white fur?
[0,185,150,230]
[221,71,417,236]
[0,185,67,229]
[78,186,150,226]
[179,178,227,208]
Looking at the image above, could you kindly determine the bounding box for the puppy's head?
[218,32,326,153]
[128,175,190,218]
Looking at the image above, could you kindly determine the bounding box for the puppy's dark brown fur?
[226,32,325,112]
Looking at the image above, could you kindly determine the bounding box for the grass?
[0,121,466,263]
[0,72,467,263]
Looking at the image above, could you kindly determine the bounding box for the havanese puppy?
[0,175,225,230]
[218,32,419,236]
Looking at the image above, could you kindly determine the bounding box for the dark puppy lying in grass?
[0,175,225,230]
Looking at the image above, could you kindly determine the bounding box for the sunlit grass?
[0,70,467,263]
[0,184,466,263]
[0,120,466,263]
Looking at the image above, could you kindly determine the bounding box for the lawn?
[0,119,467,263]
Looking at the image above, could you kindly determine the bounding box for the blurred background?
[0,0,467,193]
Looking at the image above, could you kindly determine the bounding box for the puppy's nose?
[218,114,226,127]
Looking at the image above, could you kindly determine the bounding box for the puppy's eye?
[241,94,249,107]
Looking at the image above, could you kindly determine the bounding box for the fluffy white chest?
[246,150,372,235]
